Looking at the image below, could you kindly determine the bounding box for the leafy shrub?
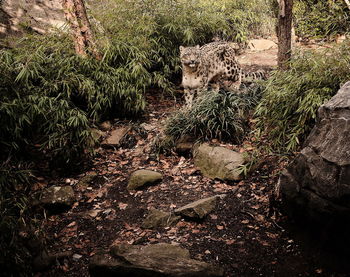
[165,86,262,143]
[0,163,32,276]
[92,0,276,86]
[0,32,149,165]
[255,43,350,152]
[294,0,350,39]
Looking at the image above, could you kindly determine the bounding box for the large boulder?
[279,82,350,223]
[127,170,162,190]
[89,243,224,277]
[194,143,245,181]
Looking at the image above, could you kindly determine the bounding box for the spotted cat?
[180,41,266,105]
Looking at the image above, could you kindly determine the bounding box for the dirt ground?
[37,45,350,277]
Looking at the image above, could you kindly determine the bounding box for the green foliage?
[165,86,262,143]
[255,43,350,152]
[0,163,32,276]
[92,0,276,87]
[0,33,148,165]
[294,0,350,39]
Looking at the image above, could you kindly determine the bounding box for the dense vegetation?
[255,43,350,152]
[294,0,350,39]
[0,0,276,275]
[164,86,262,145]
[1,0,350,275]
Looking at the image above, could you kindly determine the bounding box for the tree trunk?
[61,0,101,59]
[277,0,293,69]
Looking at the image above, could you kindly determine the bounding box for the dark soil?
[33,90,350,277]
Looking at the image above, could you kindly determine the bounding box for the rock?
[101,126,131,148]
[175,135,195,154]
[89,243,224,277]
[1,0,66,39]
[142,209,181,229]
[247,39,277,51]
[194,143,245,181]
[175,195,224,219]
[91,128,104,142]
[140,123,156,131]
[76,173,97,191]
[32,251,54,271]
[99,121,112,131]
[279,81,350,223]
[127,170,162,190]
[33,186,75,212]
[176,142,193,154]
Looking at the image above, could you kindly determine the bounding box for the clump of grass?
[165,85,262,144]
[255,43,350,152]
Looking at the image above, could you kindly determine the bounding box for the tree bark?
[61,0,101,59]
[277,0,293,69]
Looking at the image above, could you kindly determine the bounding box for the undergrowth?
[0,163,33,276]
[294,0,350,39]
[255,43,350,153]
[164,85,262,145]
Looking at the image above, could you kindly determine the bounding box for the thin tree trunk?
[61,0,101,59]
[277,0,293,69]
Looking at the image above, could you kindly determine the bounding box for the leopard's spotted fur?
[180,41,266,105]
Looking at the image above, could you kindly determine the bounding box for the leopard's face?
[179,45,201,70]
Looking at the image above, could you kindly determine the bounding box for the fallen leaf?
[118,202,128,210]
[88,209,102,218]
[216,225,224,230]
[226,239,235,245]
[67,221,76,227]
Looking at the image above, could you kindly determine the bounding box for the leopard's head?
[179,45,201,71]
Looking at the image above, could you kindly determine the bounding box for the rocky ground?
[32,44,350,277]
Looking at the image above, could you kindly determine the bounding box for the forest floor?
[38,44,349,277]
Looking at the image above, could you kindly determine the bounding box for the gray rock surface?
[89,243,224,277]
[33,186,76,212]
[142,209,181,229]
[99,121,112,131]
[194,143,245,181]
[101,126,131,148]
[1,0,65,38]
[175,195,224,219]
[279,81,350,221]
[127,170,162,190]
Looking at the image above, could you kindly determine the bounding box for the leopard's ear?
[195,45,200,49]
[179,46,184,53]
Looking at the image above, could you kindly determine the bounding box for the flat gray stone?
[32,186,75,213]
[101,126,131,147]
[194,143,245,181]
[89,243,223,277]
[127,170,162,190]
[175,195,224,219]
[142,209,181,229]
